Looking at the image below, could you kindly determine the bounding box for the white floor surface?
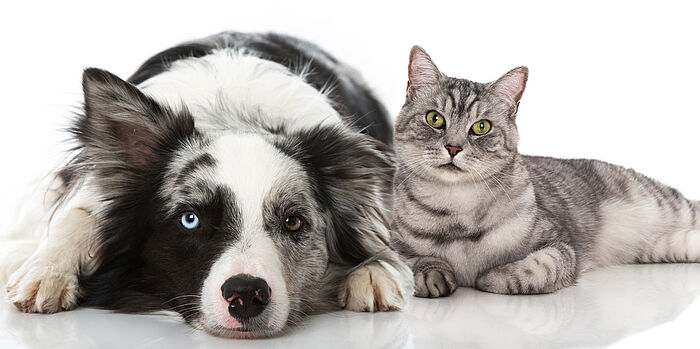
[2,264,700,348]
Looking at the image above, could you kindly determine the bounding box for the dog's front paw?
[339,262,405,312]
[413,257,458,298]
[5,259,81,313]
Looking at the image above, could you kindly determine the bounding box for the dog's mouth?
[231,326,254,332]
[207,324,276,338]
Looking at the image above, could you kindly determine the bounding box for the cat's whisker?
[469,164,500,204]
[396,158,432,188]
[480,166,527,223]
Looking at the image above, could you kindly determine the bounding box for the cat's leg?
[475,242,577,294]
[389,228,457,297]
[412,256,458,298]
[5,181,99,313]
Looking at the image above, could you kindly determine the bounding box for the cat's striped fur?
[391,46,700,297]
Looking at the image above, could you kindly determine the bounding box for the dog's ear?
[278,126,395,266]
[76,68,196,173]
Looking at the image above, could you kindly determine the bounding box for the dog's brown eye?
[283,216,303,232]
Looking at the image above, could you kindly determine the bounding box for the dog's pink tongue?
[222,317,242,329]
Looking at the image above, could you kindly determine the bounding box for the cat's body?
[392,47,700,296]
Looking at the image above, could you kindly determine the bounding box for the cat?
[391,46,700,297]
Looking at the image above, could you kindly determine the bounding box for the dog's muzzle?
[221,274,271,320]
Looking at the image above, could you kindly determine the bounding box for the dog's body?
[3,32,413,338]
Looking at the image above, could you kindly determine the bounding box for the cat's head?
[394,46,528,183]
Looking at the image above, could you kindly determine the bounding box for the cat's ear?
[407,45,441,99]
[490,66,528,116]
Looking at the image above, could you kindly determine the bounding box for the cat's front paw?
[413,257,458,298]
[5,258,81,313]
[339,262,405,312]
[475,266,512,294]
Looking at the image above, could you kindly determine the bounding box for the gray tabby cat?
[391,46,700,297]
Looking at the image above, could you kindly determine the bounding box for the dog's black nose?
[221,274,271,320]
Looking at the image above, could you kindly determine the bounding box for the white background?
[1,1,699,348]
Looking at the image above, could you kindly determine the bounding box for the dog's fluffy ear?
[77,68,196,173]
[278,126,395,265]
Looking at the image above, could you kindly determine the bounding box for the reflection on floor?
[2,264,700,349]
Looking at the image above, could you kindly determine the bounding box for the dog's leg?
[5,180,99,313]
[0,240,40,287]
[339,250,413,312]
[1,175,66,285]
[3,176,66,241]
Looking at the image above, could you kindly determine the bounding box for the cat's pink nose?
[445,145,463,157]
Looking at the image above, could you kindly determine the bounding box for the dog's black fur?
[66,33,397,324]
[128,32,393,144]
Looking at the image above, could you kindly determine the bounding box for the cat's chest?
[405,182,500,227]
[397,180,536,285]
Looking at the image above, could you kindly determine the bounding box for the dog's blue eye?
[180,212,200,230]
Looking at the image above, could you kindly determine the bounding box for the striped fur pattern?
[391,46,700,297]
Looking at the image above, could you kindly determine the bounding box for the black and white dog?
[2,32,413,338]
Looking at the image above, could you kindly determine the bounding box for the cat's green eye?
[426,111,445,129]
[471,120,491,135]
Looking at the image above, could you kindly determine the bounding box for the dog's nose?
[221,274,271,320]
[445,145,463,157]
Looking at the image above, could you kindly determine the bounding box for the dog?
[2,31,413,338]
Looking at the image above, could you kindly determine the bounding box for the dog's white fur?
[3,49,407,320]
[139,50,343,134]
[4,175,99,312]
[199,133,298,332]
[339,260,407,312]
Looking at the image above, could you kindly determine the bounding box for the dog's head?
[75,68,394,338]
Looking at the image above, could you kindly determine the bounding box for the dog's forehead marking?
[139,49,343,134]
[199,132,295,331]
[209,132,298,233]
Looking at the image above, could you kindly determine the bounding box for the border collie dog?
[3,32,413,338]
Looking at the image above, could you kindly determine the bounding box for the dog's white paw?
[5,259,81,313]
[339,262,405,312]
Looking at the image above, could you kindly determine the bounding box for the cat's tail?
[593,192,700,267]
[634,199,700,264]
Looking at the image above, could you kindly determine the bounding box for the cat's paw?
[475,266,513,294]
[414,267,458,298]
[5,259,81,313]
[413,256,458,298]
[339,262,405,312]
